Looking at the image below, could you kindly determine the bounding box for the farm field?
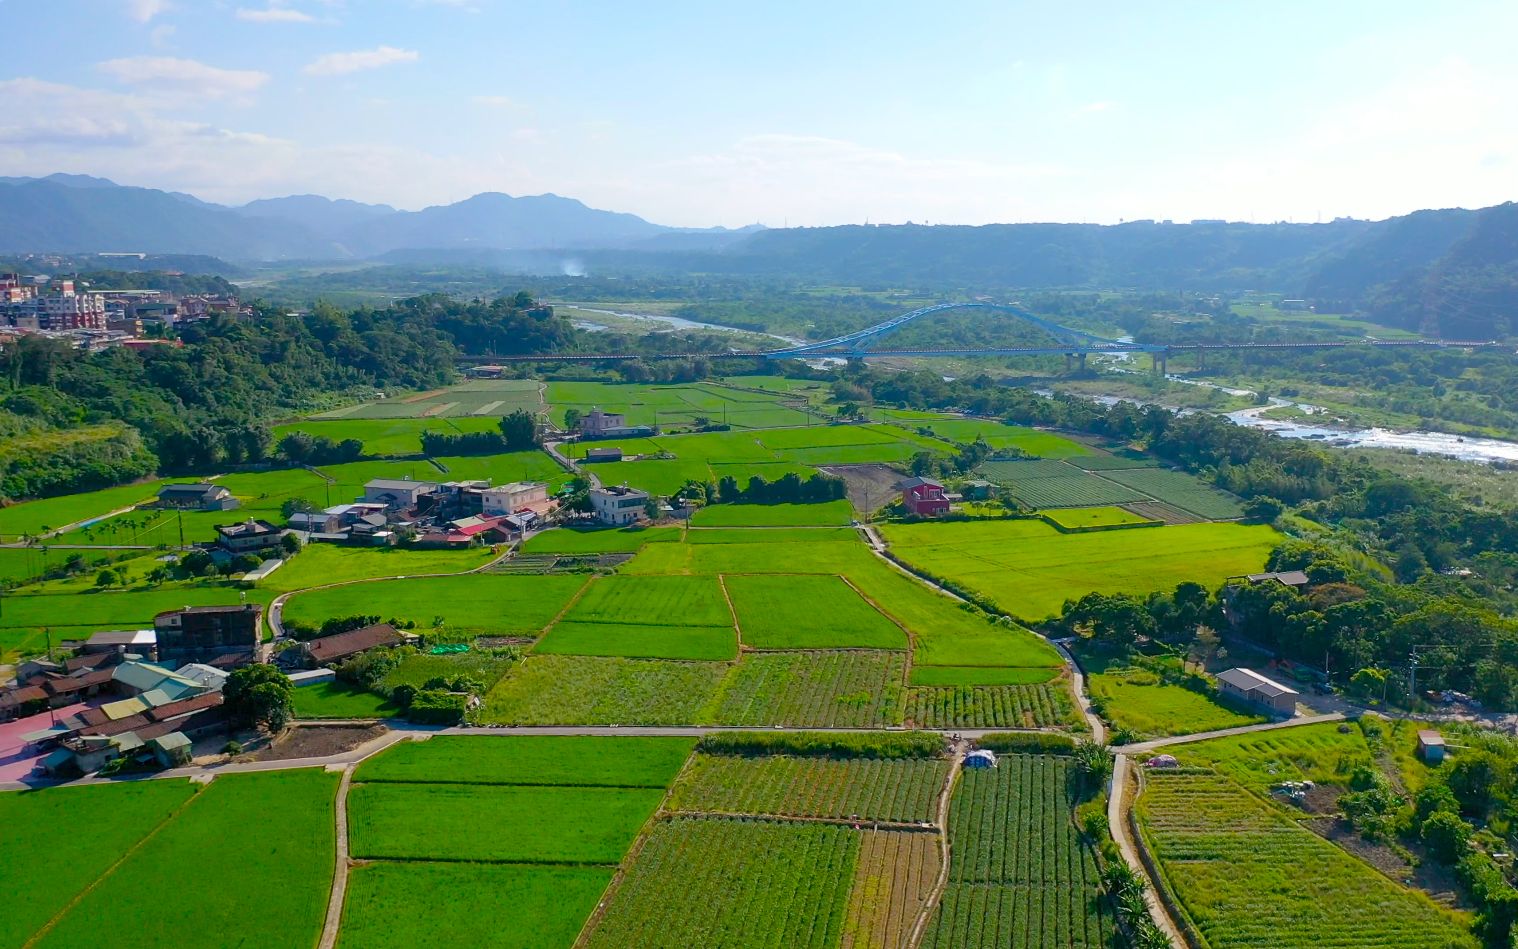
[315,378,545,419]
[565,575,734,627]
[723,574,909,650]
[1098,467,1246,519]
[922,754,1111,948]
[521,525,680,554]
[881,519,1281,621]
[0,780,199,948]
[381,650,516,692]
[1138,770,1476,949]
[546,380,814,429]
[711,650,904,728]
[291,681,399,719]
[844,830,942,949]
[1003,472,1148,509]
[272,415,503,457]
[1168,718,1427,792]
[36,770,337,949]
[669,754,950,823]
[281,573,589,636]
[1041,506,1157,530]
[480,654,728,725]
[534,620,738,661]
[261,543,495,592]
[690,500,855,526]
[1067,453,1163,471]
[1082,654,1267,739]
[355,735,694,786]
[339,862,612,949]
[883,415,1092,457]
[0,584,274,639]
[905,681,1079,729]
[685,526,860,545]
[349,782,663,863]
[0,478,169,541]
[583,817,860,949]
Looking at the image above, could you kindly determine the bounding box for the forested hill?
[0,293,579,502]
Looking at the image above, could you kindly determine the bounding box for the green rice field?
[723,574,908,650]
[689,500,855,526]
[711,650,904,728]
[881,519,1281,621]
[272,415,504,457]
[36,770,337,949]
[564,575,734,627]
[522,525,681,554]
[261,543,495,592]
[315,378,545,420]
[355,735,694,787]
[1041,506,1157,530]
[887,415,1092,457]
[534,620,738,661]
[481,655,728,725]
[291,681,400,719]
[281,573,589,636]
[547,380,815,430]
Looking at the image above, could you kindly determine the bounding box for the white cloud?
[96,57,270,99]
[236,6,316,23]
[304,46,419,77]
[123,0,171,22]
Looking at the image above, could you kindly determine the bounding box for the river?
[554,304,805,347]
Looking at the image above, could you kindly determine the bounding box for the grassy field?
[686,526,860,545]
[521,525,681,554]
[282,573,589,636]
[381,650,515,692]
[710,651,904,728]
[535,621,738,661]
[1138,770,1476,949]
[262,543,495,592]
[0,780,199,948]
[0,478,168,541]
[584,817,860,949]
[923,754,1111,948]
[316,378,545,420]
[1041,506,1157,530]
[669,754,950,823]
[1086,661,1266,738]
[1098,467,1246,519]
[355,735,695,786]
[339,862,612,949]
[0,583,273,640]
[291,681,399,719]
[1169,719,1395,792]
[349,782,663,863]
[884,415,1092,458]
[724,574,908,650]
[690,500,855,526]
[481,655,728,725]
[881,519,1281,621]
[273,415,503,457]
[565,575,734,627]
[547,380,814,429]
[38,770,337,949]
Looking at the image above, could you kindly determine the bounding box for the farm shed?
[1215,667,1298,715]
[964,749,998,769]
[1239,570,1311,589]
[1418,730,1446,764]
[149,732,193,768]
[302,623,412,667]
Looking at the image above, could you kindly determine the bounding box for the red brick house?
[901,477,950,517]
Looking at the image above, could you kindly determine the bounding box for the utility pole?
[177,508,185,550]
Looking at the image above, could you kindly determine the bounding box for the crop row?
[1098,467,1244,519]
[1139,771,1477,949]
[921,883,1112,949]
[1004,475,1149,509]
[843,830,941,949]
[669,754,950,823]
[584,817,860,949]
[710,651,905,728]
[904,682,1077,729]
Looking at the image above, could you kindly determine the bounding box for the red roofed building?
[900,477,950,517]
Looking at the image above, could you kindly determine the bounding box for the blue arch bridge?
[463,301,1503,370]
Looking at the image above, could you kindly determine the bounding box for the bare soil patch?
[244,723,389,762]
[819,464,905,514]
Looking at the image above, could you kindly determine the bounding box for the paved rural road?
[1118,712,1346,756]
[1107,754,1188,947]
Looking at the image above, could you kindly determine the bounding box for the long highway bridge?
[460,302,1505,367]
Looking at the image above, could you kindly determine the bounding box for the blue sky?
[0,0,1514,227]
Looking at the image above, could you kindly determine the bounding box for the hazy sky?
[1,1,1515,227]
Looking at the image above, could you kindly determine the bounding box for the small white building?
[480,481,549,516]
[590,484,649,526]
[965,750,998,769]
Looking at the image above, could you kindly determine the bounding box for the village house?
[154,604,263,667]
[287,511,342,534]
[156,482,239,512]
[479,481,549,516]
[1216,667,1299,715]
[900,476,951,517]
[301,622,412,668]
[82,629,157,660]
[577,408,654,440]
[590,484,649,526]
[363,478,440,510]
[1236,570,1312,589]
[214,519,285,555]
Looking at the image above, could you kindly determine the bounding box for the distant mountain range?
[0,174,758,260]
[0,173,1513,337]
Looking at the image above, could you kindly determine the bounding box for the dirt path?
[906,743,962,949]
[317,765,354,949]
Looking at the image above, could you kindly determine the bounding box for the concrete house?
[590,484,649,526]
[577,408,653,439]
[900,477,950,517]
[1216,667,1299,715]
[156,482,239,512]
[479,482,549,517]
[214,519,285,555]
[363,478,439,510]
[154,604,263,667]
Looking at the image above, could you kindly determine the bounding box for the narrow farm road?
[317,765,354,949]
[1119,712,1345,755]
[907,743,963,949]
[1106,754,1188,948]
[1053,640,1106,745]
